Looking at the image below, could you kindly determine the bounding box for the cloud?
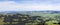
[0,0,60,12]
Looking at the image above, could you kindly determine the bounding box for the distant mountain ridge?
[0,10,60,14]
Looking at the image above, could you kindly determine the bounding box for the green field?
[0,13,60,25]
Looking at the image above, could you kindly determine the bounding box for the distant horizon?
[0,10,60,12]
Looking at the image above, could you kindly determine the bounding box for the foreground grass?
[0,18,4,25]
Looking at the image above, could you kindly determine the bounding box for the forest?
[0,11,60,25]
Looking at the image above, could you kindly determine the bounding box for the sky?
[0,0,60,11]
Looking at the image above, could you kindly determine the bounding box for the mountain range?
[0,10,60,14]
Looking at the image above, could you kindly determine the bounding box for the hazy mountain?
[0,10,60,14]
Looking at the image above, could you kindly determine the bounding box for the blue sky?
[0,0,60,11]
